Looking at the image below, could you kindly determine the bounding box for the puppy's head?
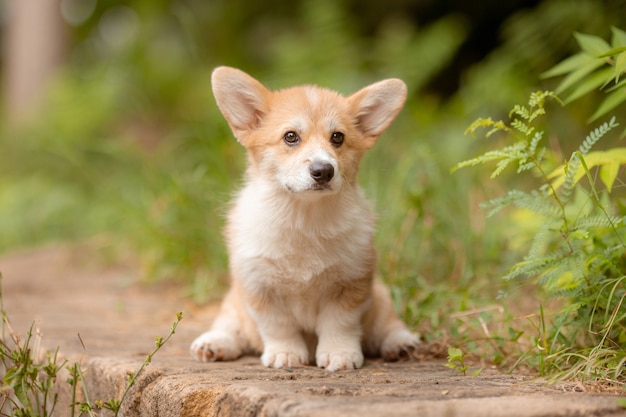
[211,67,406,197]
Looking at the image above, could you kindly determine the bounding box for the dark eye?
[283,131,300,145]
[330,132,344,147]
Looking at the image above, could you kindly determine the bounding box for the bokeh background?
[1,0,625,343]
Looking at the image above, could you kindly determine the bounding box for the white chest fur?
[226,179,376,292]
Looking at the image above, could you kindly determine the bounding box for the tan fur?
[190,67,419,371]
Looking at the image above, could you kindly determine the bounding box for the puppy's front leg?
[315,302,367,371]
[252,307,309,368]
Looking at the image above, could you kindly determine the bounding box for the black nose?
[309,162,334,184]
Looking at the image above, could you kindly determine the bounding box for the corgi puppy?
[190,67,420,371]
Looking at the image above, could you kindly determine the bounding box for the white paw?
[316,350,364,372]
[261,345,309,368]
[190,330,242,362]
[381,329,421,361]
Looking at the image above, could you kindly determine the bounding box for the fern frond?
[528,90,562,110]
[518,161,536,173]
[528,106,547,124]
[492,157,515,178]
[536,252,586,292]
[597,243,626,274]
[481,189,526,217]
[528,131,544,157]
[579,116,619,155]
[451,150,510,172]
[511,119,533,136]
[510,104,531,121]
[517,131,546,173]
[573,214,623,230]
[482,189,561,218]
[585,250,625,288]
[528,220,560,259]
[452,142,528,177]
[464,117,510,138]
[513,190,562,218]
[507,91,561,127]
[558,152,582,203]
[604,242,626,259]
[535,147,547,165]
[504,249,568,280]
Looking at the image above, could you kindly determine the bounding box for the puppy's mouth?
[285,183,335,194]
[309,183,333,191]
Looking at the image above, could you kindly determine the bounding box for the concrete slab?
[1,246,625,417]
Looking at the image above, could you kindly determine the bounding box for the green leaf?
[595,147,626,162]
[556,271,580,290]
[541,53,594,78]
[555,59,605,94]
[4,366,19,385]
[447,347,463,361]
[597,46,626,58]
[617,397,626,409]
[574,32,611,56]
[471,368,483,377]
[614,51,626,82]
[611,26,626,48]
[600,161,619,192]
[605,78,626,93]
[589,87,626,122]
[563,67,614,103]
[550,148,626,190]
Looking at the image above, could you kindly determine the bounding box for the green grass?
[0,274,183,417]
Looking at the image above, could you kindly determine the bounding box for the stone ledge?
[1,247,624,417]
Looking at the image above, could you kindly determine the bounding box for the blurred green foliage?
[543,27,626,124]
[1,0,625,380]
[455,88,626,381]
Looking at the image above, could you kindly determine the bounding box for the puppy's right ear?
[212,67,270,144]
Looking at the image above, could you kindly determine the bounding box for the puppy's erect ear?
[212,66,270,143]
[349,79,407,149]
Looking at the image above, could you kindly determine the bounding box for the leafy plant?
[0,272,64,417]
[444,347,482,376]
[0,326,64,417]
[69,312,183,417]
[542,27,626,123]
[0,272,182,416]
[453,89,626,383]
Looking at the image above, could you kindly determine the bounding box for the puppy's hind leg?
[190,284,257,362]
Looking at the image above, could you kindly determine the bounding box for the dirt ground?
[1,246,625,417]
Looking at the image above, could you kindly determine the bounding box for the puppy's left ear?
[349,79,407,148]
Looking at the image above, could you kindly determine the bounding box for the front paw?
[316,350,364,372]
[261,346,309,368]
[190,331,241,362]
